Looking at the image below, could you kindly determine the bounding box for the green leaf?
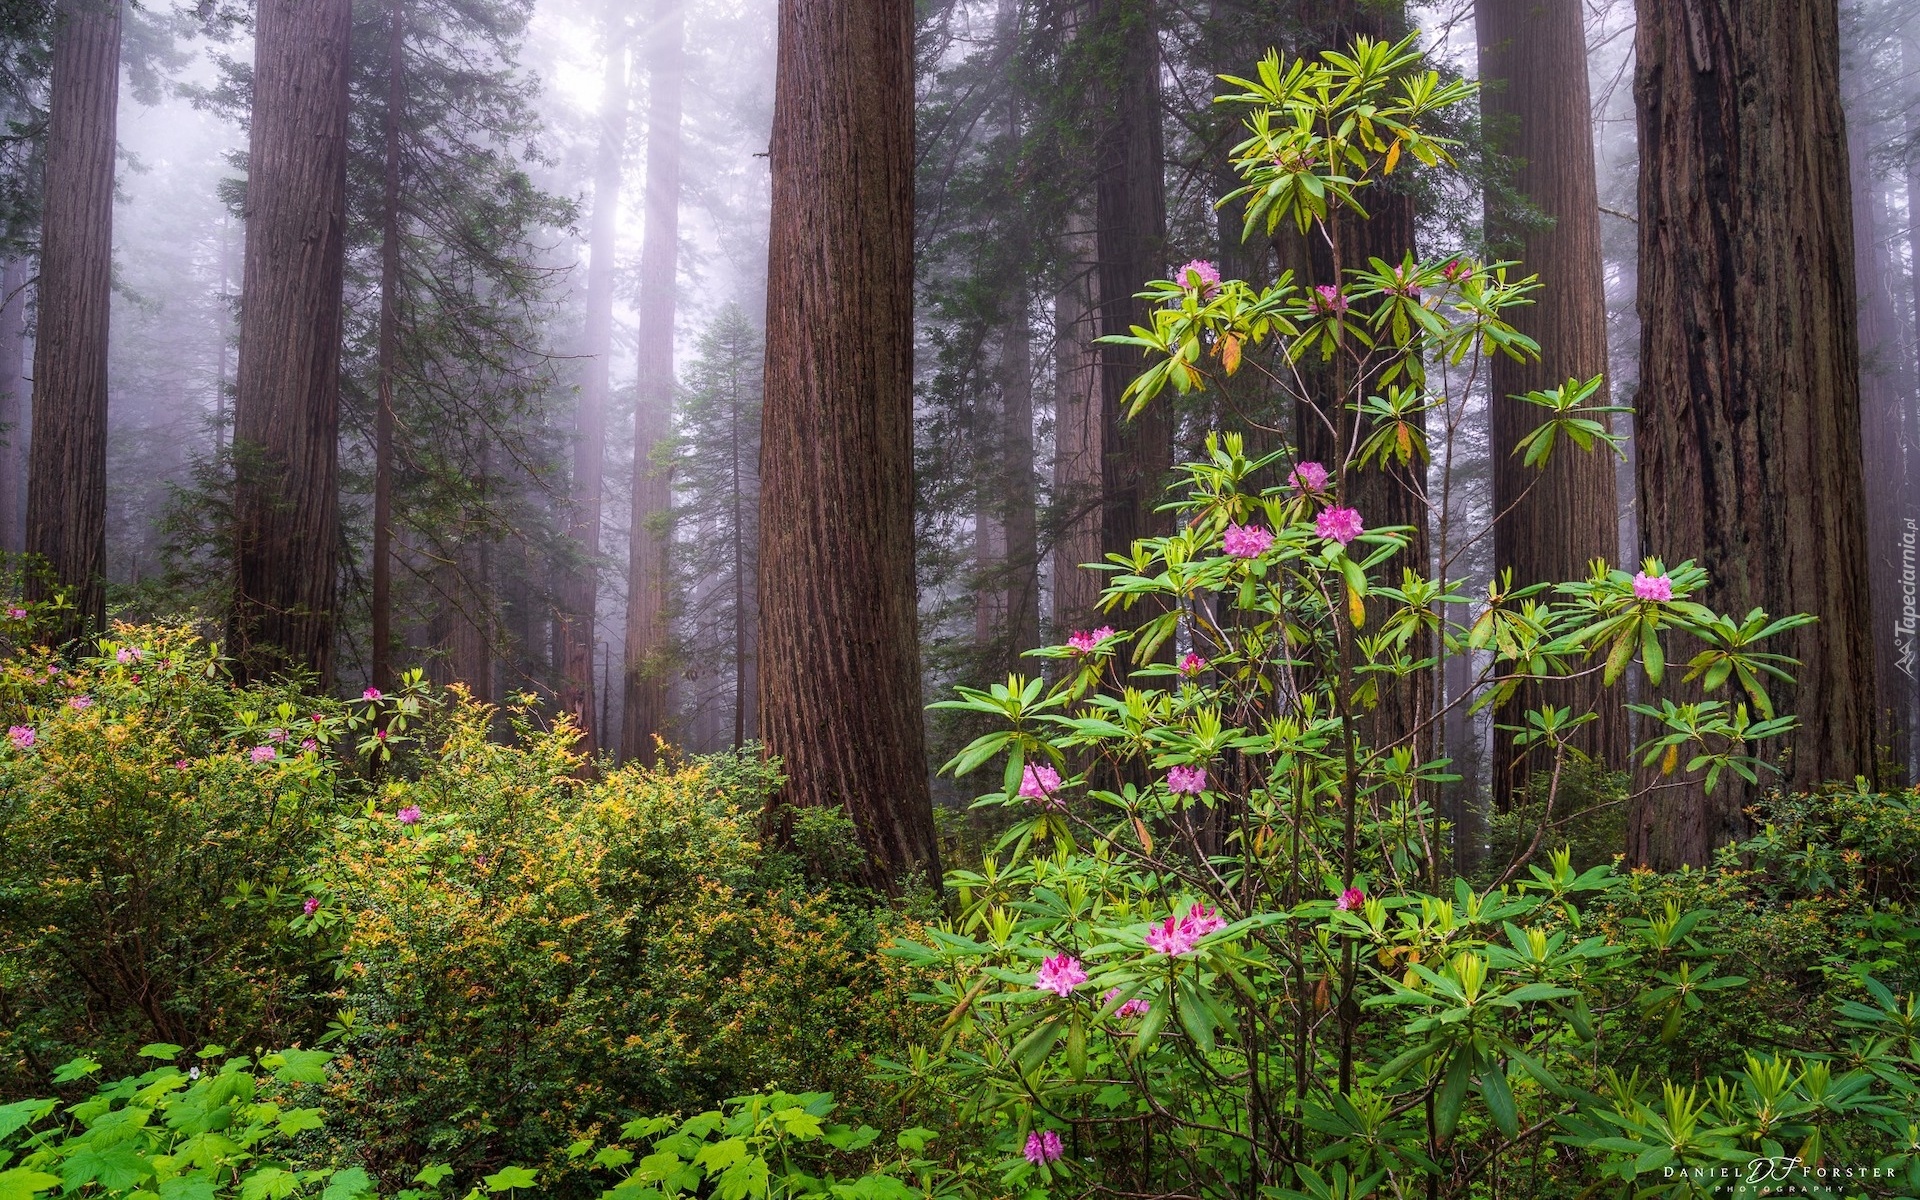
[414,1165,455,1187]
[63,1145,151,1193]
[895,1128,938,1153]
[0,1099,54,1142]
[277,1107,326,1136]
[158,1176,218,1200]
[138,1043,185,1061]
[322,1168,375,1200]
[0,1169,61,1200]
[693,1140,748,1175]
[238,1168,301,1200]
[262,1049,331,1085]
[1480,1065,1519,1138]
[483,1167,538,1193]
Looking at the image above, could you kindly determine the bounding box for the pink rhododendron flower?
[1289,461,1330,492]
[1104,988,1151,1018]
[1018,763,1065,809]
[1633,571,1673,602]
[1183,903,1226,938]
[374,728,389,741]
[269,728,287,743]
[250,746,275,764]
[1316,506,1364,545]
[5,606,23,620]
[175,759,190,770]
[1222,523,1274,559]
[302,898,320,916]
[1177,259,1221,296]
[1312,284,1348,314]
[115,646,142,664]
[1166,765,1208,795]
[301,739,318,753]
[8,725,33,749]
[68,695,91,711]
[362,687,382,701]
[397,805,422,825]
[1441,258,1470,282]
[1336,887,1366,912]
[1179,652,1206,676]
[1067,626,1116,654]
[1034,953,1088,997]
[1024,1129,1063,1166]
[1146,916,1198,956]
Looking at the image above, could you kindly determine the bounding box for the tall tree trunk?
[213,213,234,458]
[1476,0,1625,805]
[561,5,628,753]
[1051,213,1104,634]
[228,0,351,684]
[25,0,120,644]
[621,0,684,766]
[1904,24,1920,778]
[1001,285,1040,656]
[758,0,940,890]
[1629,0,1876,866]
[1848,87,1911,786]
[0,257,26,553]
[1090,0,1170,627]
[371,0,405,692]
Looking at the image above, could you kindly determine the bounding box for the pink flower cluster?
[1336,887,1366,912]
[1222,523,1274,559]
[68,695,91,711]
[1145,902,1227,956]
[1317,506,1364,545]
[115,646,142,665]
[1103,988,1151,1019]
[1034,953,1088,997]
[1067,626,1116,654]
[1633,571,1673,602]
[1289,461,1329,492]
[1312,284,1348,314]
[4,606,24,620]
[397,804,422,825]
[303,898,320,916]
[1018,763,1065,810]
[8,725,33,749]
[1166,765,1207,796]
[363,687,383,701]
[1177,259,1221,297]
[1024,1129,1064,1166]
[1179,652,1206,676]
[250,746,276,764]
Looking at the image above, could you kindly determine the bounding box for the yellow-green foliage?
[0,625,345,1094]
[320,701,925,1197]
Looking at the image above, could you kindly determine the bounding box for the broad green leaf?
[483,1166,538,1193]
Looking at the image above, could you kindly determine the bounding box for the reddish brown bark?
[1477,0,1626,803]
[620,0,684,766]
[1051,214,1104,635]
[228,0,351,683]
[1629,0,1876,866]
[25,0,120,644]
[758,0,939,890]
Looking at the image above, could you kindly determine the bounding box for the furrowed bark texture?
[1090,0,1171,626]
[25,0,119,644]
[1477,0,1626,804]
[758,0,940,890]
[1630,0,1876,866]
[228,0,350,684]
[621,0,684,766]
[561,6,628,753]
[371,0,405,692]
[1051,214,1104,634]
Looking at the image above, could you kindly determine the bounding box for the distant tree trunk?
[1848,91,1911,786]
[758,0,940,890]
[0,257,26,553]
[228,0,350,683]
[1051,213,1103,634]
[213,213,234,458]
[561,6,628,753]
[621,0,684,766]
[1476,0,1626,804]
[25,0,120,644]
[1630,0,1876,866]
[371,0,405,692]
[1090,0,1170,623]
[1000,285,1040,656]
[730,370,749,747]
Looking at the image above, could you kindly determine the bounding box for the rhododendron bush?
[893,36,1919,1199]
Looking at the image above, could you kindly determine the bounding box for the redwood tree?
[560,3,628,753]
[1630,0,1876,865]
[758,0,940,889]
[620,0,684,765]
[227,0,351,683]
[0,256,27,552]
[25,0,119,644]
[1476,0,1625,803]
